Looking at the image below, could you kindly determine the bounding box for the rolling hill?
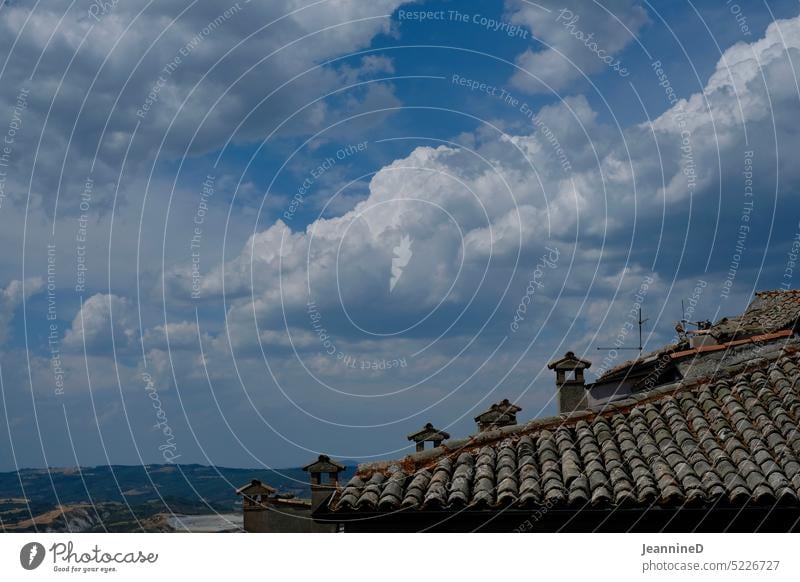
[0,463,356,532]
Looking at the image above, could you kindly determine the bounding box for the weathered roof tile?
[329,336,800,515]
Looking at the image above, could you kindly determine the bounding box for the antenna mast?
[597,306,648,355]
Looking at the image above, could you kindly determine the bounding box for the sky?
[1,0,799,471]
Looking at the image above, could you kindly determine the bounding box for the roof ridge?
[756,288,800,294]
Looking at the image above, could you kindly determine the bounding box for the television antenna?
[596,306,648,355]
[676,299,712,340]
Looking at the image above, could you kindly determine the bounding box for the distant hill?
[0,463,357,532]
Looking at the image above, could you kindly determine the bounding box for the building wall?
[243,499,337,533]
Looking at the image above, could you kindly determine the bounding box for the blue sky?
[1,0,800,471]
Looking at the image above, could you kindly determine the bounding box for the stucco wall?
[243,499,337,533]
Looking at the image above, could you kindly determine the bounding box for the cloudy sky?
[1,0,799,471]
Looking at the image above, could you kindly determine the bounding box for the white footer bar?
[1,533,797,581]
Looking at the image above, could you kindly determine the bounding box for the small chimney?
[407,422,450,452]
[547,351,592,413]
[474,399,522,432]
[302,454,345,511]
[235,479,276,532]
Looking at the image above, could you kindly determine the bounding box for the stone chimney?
[235,479,276,532]
[474,399,522,432]
[547,351,592,413]
[302,454,345,511]
[407,422,450,452]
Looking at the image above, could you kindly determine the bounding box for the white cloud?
[143,321,206,350]
[0,278,43,345]
[507,0,648,93]
[63,293,137,353]
[4,5,800,470]
[164,14,800,356]
[0,0,412,214]
[647,15,800,202]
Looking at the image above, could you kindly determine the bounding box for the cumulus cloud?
[162,14,800,358]
[63,293,137,354]
[6,7,800,468]
[0,0,411,214]
[0,278,43,345]
[647,15,800,201]
[171,139,542,334]
[507,0,648,93]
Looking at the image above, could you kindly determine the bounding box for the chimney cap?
[548,351,592,371]
[474,398,522,427]
[302,454,345,473]
[235,479,276,496]
[407,422,450,443]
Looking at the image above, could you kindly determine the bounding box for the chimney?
[407,422,450,452]
[474,399,522,432]
[235,479,276,532]
[302,454,345,511]
[547,351,592,413]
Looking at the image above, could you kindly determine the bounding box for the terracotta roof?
[328,338,800,514]
[596,289,800,382]
[710,289,800,342]
[598,344,681,381]
[669,330,792,359]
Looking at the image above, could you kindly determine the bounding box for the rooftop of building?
[322,288,800,518]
